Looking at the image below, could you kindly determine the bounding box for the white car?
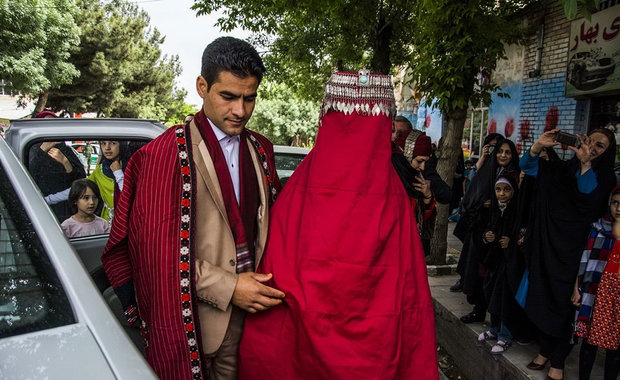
[273,145,310,186]
[0,135,156,379]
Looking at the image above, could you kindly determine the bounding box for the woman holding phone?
[520,127,616,380]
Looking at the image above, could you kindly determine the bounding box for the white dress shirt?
[209,119,240,204]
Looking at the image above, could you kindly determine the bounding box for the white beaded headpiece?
[320,69,396,121]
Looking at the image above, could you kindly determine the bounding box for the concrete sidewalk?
[431,221,606,380]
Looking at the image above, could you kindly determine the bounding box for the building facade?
[488,0,619,157]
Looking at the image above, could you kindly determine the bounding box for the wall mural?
[487,81,522,143]
[416,98,443,146]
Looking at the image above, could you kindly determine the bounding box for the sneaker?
[491,340,511,355]
[450,279,463,292]
[478,330,497,342]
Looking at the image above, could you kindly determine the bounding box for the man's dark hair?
[68,179,102,215]
[394,115,413,131]
[201,37,266,90]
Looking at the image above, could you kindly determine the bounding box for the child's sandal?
[490,340,511,355]
[477,330,497,342]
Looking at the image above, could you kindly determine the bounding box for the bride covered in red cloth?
[238,70,438,379]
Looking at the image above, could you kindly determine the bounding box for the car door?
[0,137,155,379]
[4,118,166,350]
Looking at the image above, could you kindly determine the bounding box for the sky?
[137,0,250,107]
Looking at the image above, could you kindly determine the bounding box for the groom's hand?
[232,272,285,313]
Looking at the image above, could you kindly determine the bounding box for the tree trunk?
[428,107,467,265]
[34,90,49,114]
[370,16,392,74]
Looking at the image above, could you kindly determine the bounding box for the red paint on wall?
[504,118,515,138]
[544,106,558,132]
[519,120,531,140]
[488,119,497,134]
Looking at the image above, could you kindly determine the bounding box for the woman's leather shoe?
[459,311,485,323]
[526,360,547,370]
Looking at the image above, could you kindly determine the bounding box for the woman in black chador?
[520,127,616,380]
[455,136,520,323]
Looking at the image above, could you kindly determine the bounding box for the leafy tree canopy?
[46,0,182,119]
[192,0,418,102]
[246,81,319,146]
[0,0,80,97]
[165,92,199,126]
[410,0,532,117]
[559,0,598,19]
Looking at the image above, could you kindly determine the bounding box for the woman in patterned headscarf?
[393,131,437,239]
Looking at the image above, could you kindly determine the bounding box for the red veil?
[238,71,438,379]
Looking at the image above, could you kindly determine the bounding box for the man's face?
[197,71,259,136]
[392,120,410,142]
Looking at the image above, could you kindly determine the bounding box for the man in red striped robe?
[102,37,283,380]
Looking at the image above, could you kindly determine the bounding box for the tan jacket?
[189,123,270,354]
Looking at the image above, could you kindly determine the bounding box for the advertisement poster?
[566,5,620,96]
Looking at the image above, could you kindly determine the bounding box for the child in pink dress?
[61,179,110,238]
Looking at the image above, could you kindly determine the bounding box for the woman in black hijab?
[28,112,86,221]
[456,136,520,322]
[521,127,617,380]
[452,133,504,293]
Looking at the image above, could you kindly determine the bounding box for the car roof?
[4,118,167,162]
[7,118,166,135]
[273,145,311,154]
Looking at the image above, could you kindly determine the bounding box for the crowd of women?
[452,126,618,380]
[27,106,620,379]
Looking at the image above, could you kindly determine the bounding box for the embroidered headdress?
[403,130,432,162]
[320,69,396,121]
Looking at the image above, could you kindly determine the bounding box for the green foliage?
[246,82,319,146]
[46,0,182,119]
[410,0,532,117]
[192,0,418,102]
[165,94,199,126]
[0,0,80,97]
[559,0,598,20]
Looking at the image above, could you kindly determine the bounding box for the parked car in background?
[71,141,101,173]
[273,145,311,186]
[0,136,156,379]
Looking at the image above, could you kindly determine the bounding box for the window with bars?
[598,0,618,10]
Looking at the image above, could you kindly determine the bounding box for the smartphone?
[411,169,424,198]
[554,131,578,147]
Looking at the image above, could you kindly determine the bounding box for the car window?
[0,163,75,338]
[274,152,307,186]
[25,139,148,238]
